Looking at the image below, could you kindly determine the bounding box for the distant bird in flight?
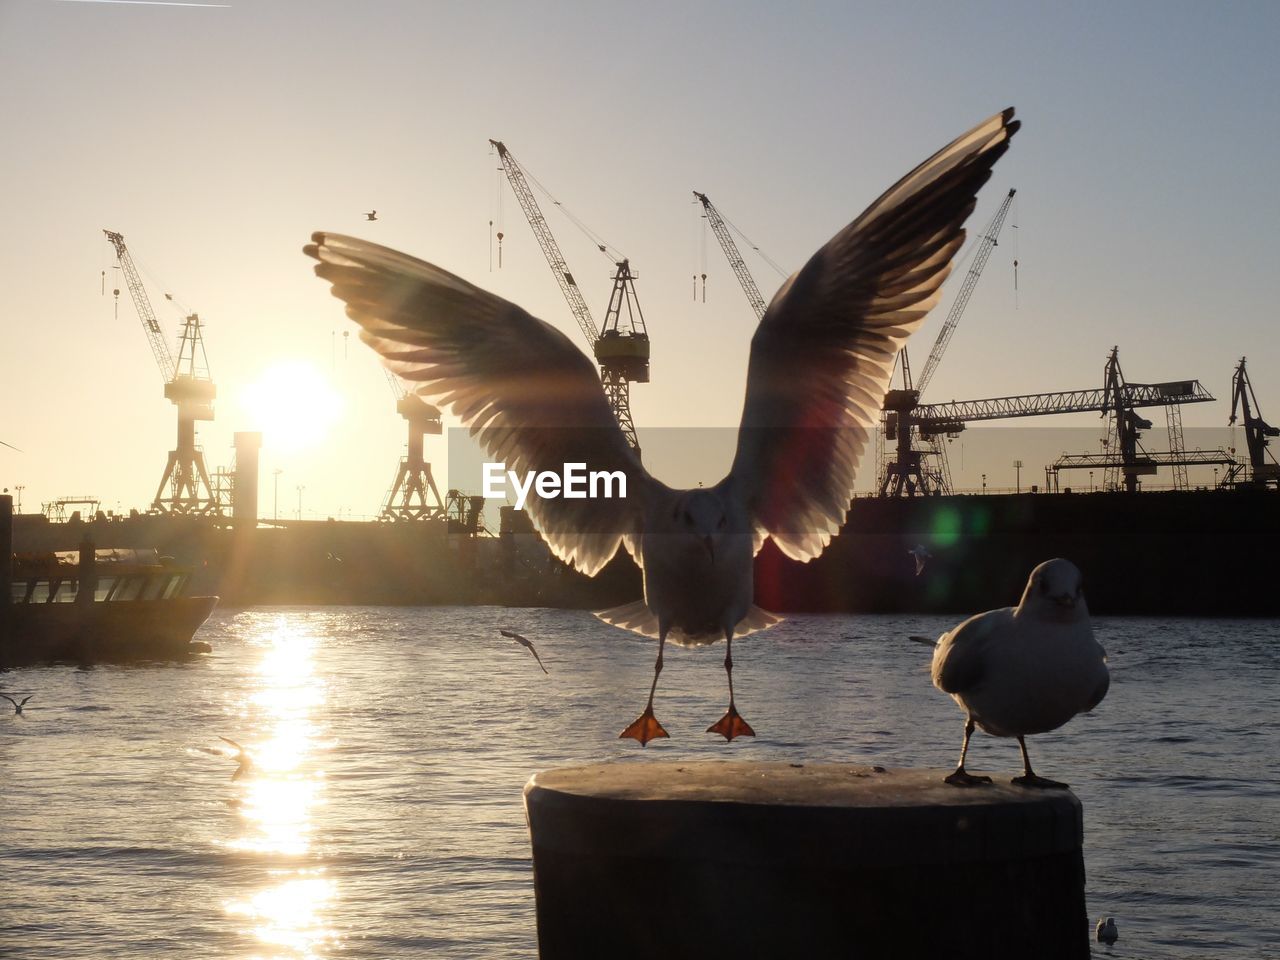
[500,629,549,674]
[925,558,1109,788]
[1095,917,1119,945]
[306,108,1019,745]
[365,210,378,221]
[3,694,33,714]
[218,736,254,781]
[908,544,933,576]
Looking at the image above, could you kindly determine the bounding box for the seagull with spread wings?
[218,736,254,782]
[306,109,1019,744]
[500,628,550,674]
[3,694,33,714]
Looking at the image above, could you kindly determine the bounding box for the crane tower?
[1224,357,1279,488]
[489,140,649,453]
[381,370,445,520]
[692,191,768,321]
[104,230,219,515]
[880,189,1017,496]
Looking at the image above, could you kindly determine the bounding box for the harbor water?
[2,608,1278,958]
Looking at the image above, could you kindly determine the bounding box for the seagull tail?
[594,600,660,638]
[595,601,784,644]
[908,635,939,647]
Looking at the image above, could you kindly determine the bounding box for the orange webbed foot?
[707,705,755,742]
[619,706,669,746]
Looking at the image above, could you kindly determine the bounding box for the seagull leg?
[707,630,755,741]
[619,627,670,746]
[945,718,992,786]
[1011,735,1068,789]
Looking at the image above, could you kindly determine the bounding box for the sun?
[240,360,343,454]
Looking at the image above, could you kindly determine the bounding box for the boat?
[1,544,218,666]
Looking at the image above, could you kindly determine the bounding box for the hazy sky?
[2,0,1277,517]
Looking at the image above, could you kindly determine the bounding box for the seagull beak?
[703,536,715,562]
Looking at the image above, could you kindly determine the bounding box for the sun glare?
[241,360,343,454]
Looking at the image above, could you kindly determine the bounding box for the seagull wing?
[218,735,244,755]
[729,109,1019,560]
[20,696,32,707]
[2,695,16,708]
[306,234,653,575]
[527,644,549,674]
[931,607,1013,694]
[499,629,525,641]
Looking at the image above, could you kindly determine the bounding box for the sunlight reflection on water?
[223,620,336,957]
[2,608,1276,958]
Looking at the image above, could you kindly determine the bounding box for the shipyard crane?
[896,346,1233,492]
[104,230,219,515]
[914,189,1017,397]
[692,191,768,321]
[1223,357,1279,488]
[489,140,650,453]
[880,189,1017,496]
[692,186,1015,496]
[380,368,445,520]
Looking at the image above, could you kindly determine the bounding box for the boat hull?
[0,596,218,666]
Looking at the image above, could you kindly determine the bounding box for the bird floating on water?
[306,108,1019,745]
[1095,916,1118,945]
[3,694,33,714]
[500,628,549,674]
[924,558,1109,788]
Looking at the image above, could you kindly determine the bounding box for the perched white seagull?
[928,558,1110,788]
[306,109,1019,745]
[500,628,549,674]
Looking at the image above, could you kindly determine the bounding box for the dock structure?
[525,762,1088,959]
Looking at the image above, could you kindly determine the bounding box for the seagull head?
[1021,558,1088,620]
[669,488,731,562]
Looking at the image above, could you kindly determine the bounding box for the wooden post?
[0,495,11,624]
[525,763,1087,960]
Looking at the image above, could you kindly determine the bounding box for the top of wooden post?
[525,762,1082,867]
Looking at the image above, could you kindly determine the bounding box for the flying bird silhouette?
[306,109,1019,745]
[500,628,549,674]
[3,694,33,714]
[908,544,933,576]
[927,558,1109,788]
[365,210,378,221]
[218,736,254,781]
